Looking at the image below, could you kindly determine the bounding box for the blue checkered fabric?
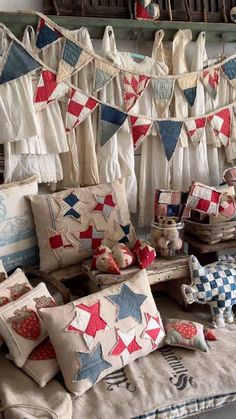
[189,255,236,314]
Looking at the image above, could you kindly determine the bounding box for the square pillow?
[186,182,221,216]
[0,282,56,367]
[29,178,136,273]
[154,189,190,220]
[6,337,59,387]
[0,267,32,348]
[40,269,166,396]
[164,318,209,352]
[0,176,39,272]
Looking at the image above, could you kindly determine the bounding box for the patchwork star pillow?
[164,318,209,352]
[0,282,56,367]
[6,337,59,387]
[39,269,166,396]
[28,178,136,273]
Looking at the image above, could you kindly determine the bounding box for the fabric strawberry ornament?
[11,306,41,340]
[29,338,56,360]
[112,243,136,269]
[0,296,10,307]
[96,252,120,275]
[34,296,56,309]
[7,283,31,301]
[172,321,197,339]
[204,328,217,341]
[92,245,112,269]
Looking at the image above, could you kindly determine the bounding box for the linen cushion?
[29,178,136,273]
[40,269,166,396]
[0,282,55,367]
[7,337,59,387]
[164,318,209,352]
[0,176,39,272]
[186,182,221,216]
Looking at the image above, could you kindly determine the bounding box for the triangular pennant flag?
[129,115,153,149]
[201,67,220,99]
[208,108,231,146]
[100,104,127,146]
[57,38,93,82]
[184,117,206,148]
[178,74,198,107]
[121,71,150,111]
[221,58,236,88]
[34,69,69,109]
[36,17,62,49]
[0,41,40,85]
[66,88,99,132]
[93,59,118,93]
[156,120,183,161]
[151,79,175,117]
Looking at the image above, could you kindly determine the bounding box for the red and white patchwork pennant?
[122,71,150,111]
[201,67,220,99]
[184,117,206,148]
[129,115,153,149]
[186,182,222,215]
[66,88,99,132]
[34,70,69,109]
[208,108,231,147]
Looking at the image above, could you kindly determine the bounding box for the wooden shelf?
[1,12,236,41]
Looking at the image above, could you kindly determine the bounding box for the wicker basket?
[43,0,132,18]
[185,219,236,245]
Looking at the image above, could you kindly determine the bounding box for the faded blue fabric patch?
[183,87,197,107]
[36,24,61,49]
[0,41,40,85]
[156,120,183,161]
[152,79,174,100]
[100,104,127,146]
[106,283,147,323]
[1,245,39,273]
[62,39,82,67]
[222,58,236,81]
[94,68,112,92]
[74,344,111,384]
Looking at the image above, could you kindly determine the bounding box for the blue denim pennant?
[156,120,183,161]
[36,23,61,49]
[100,104,127,146]
[222,58,236,81]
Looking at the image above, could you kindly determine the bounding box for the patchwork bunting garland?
[35,17,62,50]
[121,71,150,111]
[208,108,231,146]
[57,38,93,82]
[184,117,206,148]
[0,41,41,85]
[201,68,220,99]
[156,120,183,161]
[66,88,99,132]
[129,115,153,149]
[34,69,69,109]
[100,104,127,146]
[93,59,118,93]
[178,74,198,107]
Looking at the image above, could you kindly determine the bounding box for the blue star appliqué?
[74,344,111,385]
[106,283,147,323]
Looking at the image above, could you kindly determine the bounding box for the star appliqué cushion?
[29,178,136,273]
[39,269,166,396]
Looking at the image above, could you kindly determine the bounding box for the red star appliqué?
[110,328,141,365]
[93,194,116,220]
[142,313,165,349]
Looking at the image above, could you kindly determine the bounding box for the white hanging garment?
[39,27,99,187]
[171,29,192,191]
[151,30,172,74]
[138,32,170,227]
[188,31,210,185]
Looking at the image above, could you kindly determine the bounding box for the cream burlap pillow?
[0,282,55,367]
[29,178,136,273]
[40,270,166,396]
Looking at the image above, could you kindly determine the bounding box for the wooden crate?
[185,219,236,245]
[43,0,132,18]
[158,0,233,22]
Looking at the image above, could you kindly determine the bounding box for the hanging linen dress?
[4,26,67,183]
[107,47,169,219]
[39,27,99,187]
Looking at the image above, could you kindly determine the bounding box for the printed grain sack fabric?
[137,31,171,228]
[35,20,99,188]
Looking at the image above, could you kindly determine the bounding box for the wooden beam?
[1,12,236,42]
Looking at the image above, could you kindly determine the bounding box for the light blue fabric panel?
[62,39,82,67]
[152,79,174,100]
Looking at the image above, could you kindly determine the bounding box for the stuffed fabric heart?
[112,244,136,269]
[96,253,120,275]
[132,240,156,269]
[92,246,112,269]
[135,0,160,20]
[204,329,217,341]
